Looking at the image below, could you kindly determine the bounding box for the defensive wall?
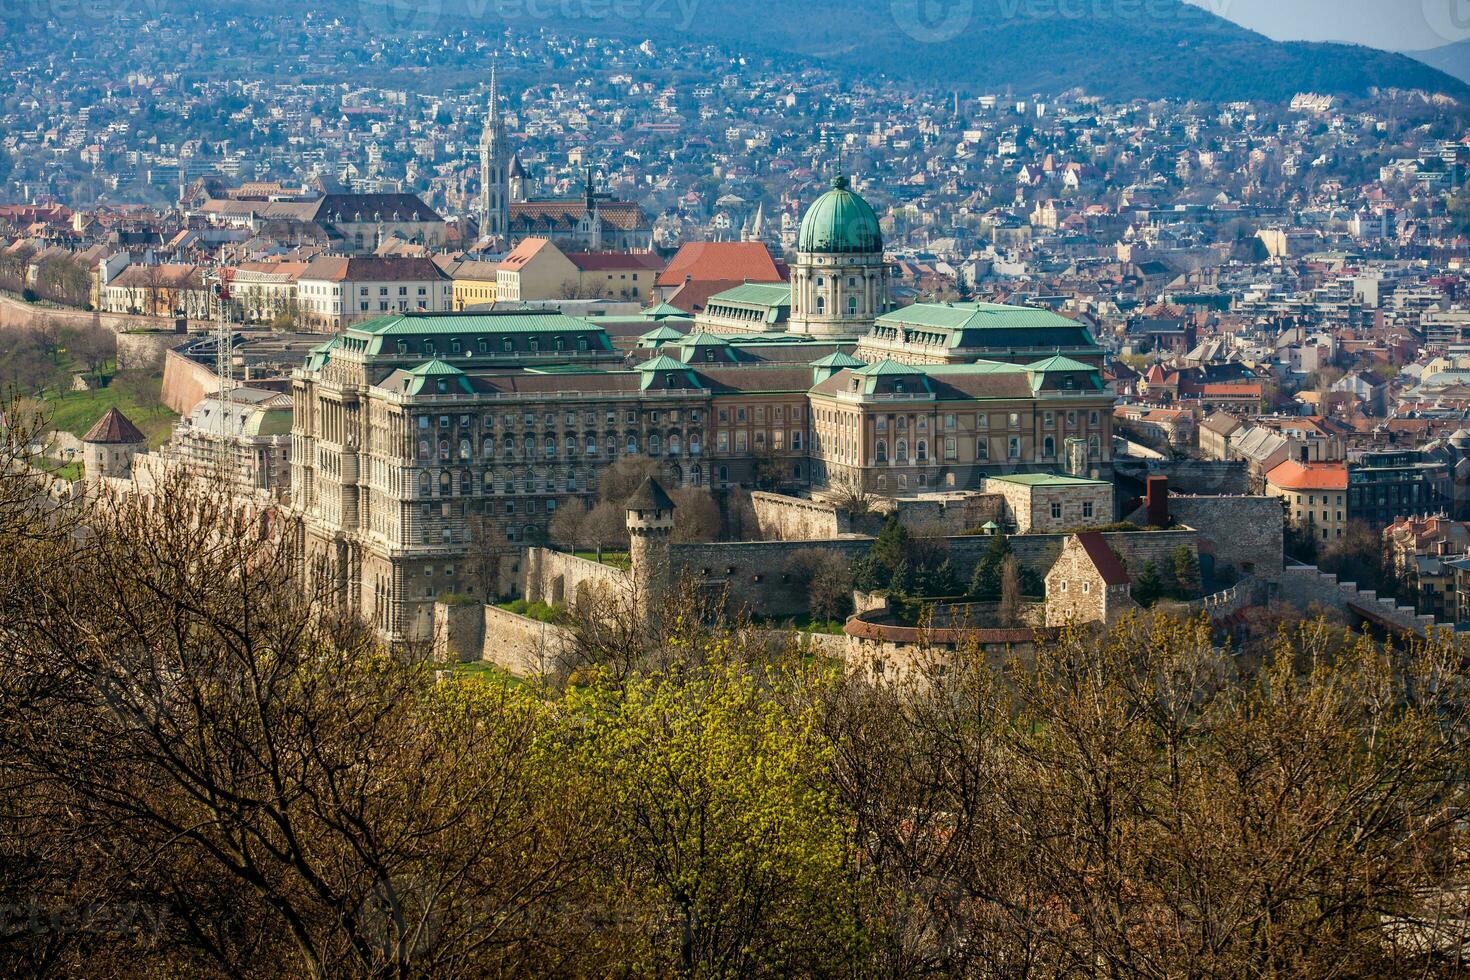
[0,292,210,336]
[160,349,221,416]
[432,600,575,676]
[1115,458,1249,497]
[1279,565,1437,638]
[522,547,631,607]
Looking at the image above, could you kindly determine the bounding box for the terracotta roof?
[656,241,788,287]
[565,251,665,273]
[1074,532,1131,586]
[83,407,146,445]
[1266,460,1348,492]
[300,256,449,282]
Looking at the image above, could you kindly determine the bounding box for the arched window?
[848,295,858,315]
[916,440,927,462]
[417,439,430,461]
[482,440,493,459]
[545,436,557,457]
[1089,434,1101,458]
[876,439,888,463]
[523,435,536,454]
[626,435,639,455]
[877,475,887,490]
[585,435,598,455]
[669,435,682,456]
[649,434,661,456]
[1043,436,1055,458]
[483,471,494,491]
[438,472,451,496]
[691,465,702,487]
[459,438,471,460]
[417,472,430,495]
[503,438,515,458]
[896,439,908,463]
[438,440,450,461]
[816,296,825,314]
[458,469,470,494]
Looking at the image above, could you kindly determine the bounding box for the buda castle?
[290,114,1115,639]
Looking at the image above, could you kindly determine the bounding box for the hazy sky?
[1190,0,1470,51]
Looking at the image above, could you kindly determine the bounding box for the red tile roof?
[1265,460,1348,492]
[83,407,146,445]
[1075,532,1131,586]
[656,241,788,287]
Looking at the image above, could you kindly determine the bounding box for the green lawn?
[44,375,177,449]
[573,550,630,570]
[38,458,83,482]
[435,660,527,687]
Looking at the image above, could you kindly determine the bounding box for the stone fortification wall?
[433,601,485,663]
[1279,566,1435,636]
[1146,495,1284,580]
[0,292,208,336]
[160,349,220,416]
[1115,459,1249,496]
[751,490,1005,542]
[522,548,631,607]
[751,492,851,541]
[670,539,874,617]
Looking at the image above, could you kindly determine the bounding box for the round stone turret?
[81,407,147,482]
[626,476,675,605]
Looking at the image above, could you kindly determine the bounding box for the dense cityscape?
[8,0,1470,975]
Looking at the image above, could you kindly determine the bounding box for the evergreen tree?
[969,533,1013,600]
[889,558,912,598]
[1133,561,1163,607]
[1171,546,1202,599]
[872,518,911,577]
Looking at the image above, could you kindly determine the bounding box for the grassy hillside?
[43,373,178,449]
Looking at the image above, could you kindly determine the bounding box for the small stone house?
[1045,532,1135,626]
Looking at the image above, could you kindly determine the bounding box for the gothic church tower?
[479,65,510,243]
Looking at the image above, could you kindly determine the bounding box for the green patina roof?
[638,325,688,342]
[394,358,474,395]
[348,311,597,336]
[987,473,1110,488]
[1026,354,1098,373]
[809,351,866,368]
[706,282,792,308]
[642,302,690,319]
[798,174,883,254]
[636,355,689,372]
[854,359,925,376]
[679,331,732,347]
[404,358,467,376]
[877,302,1083,334]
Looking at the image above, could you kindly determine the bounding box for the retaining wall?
[160,349,220,416]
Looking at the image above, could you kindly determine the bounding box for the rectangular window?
[1008,437,1021,459]
[1083,502,1094,518]
[944,437,957,460]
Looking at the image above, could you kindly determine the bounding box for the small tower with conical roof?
[625,476,675,606]
[82,407,146,482]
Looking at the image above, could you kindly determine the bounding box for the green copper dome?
[798,174,882,254]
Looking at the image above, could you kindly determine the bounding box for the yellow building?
[1264,459,1348,544]
[449,259,502,310]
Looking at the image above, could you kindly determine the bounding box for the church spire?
[479,60,511,244]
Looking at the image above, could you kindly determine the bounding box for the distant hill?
[1408,40,1470,85]
[404,0,1468,102]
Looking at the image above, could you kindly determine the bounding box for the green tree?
[968,532,1013,600]
[569,662,861,976]
[1171,545,1202,599]
[1133,560,1164,607]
